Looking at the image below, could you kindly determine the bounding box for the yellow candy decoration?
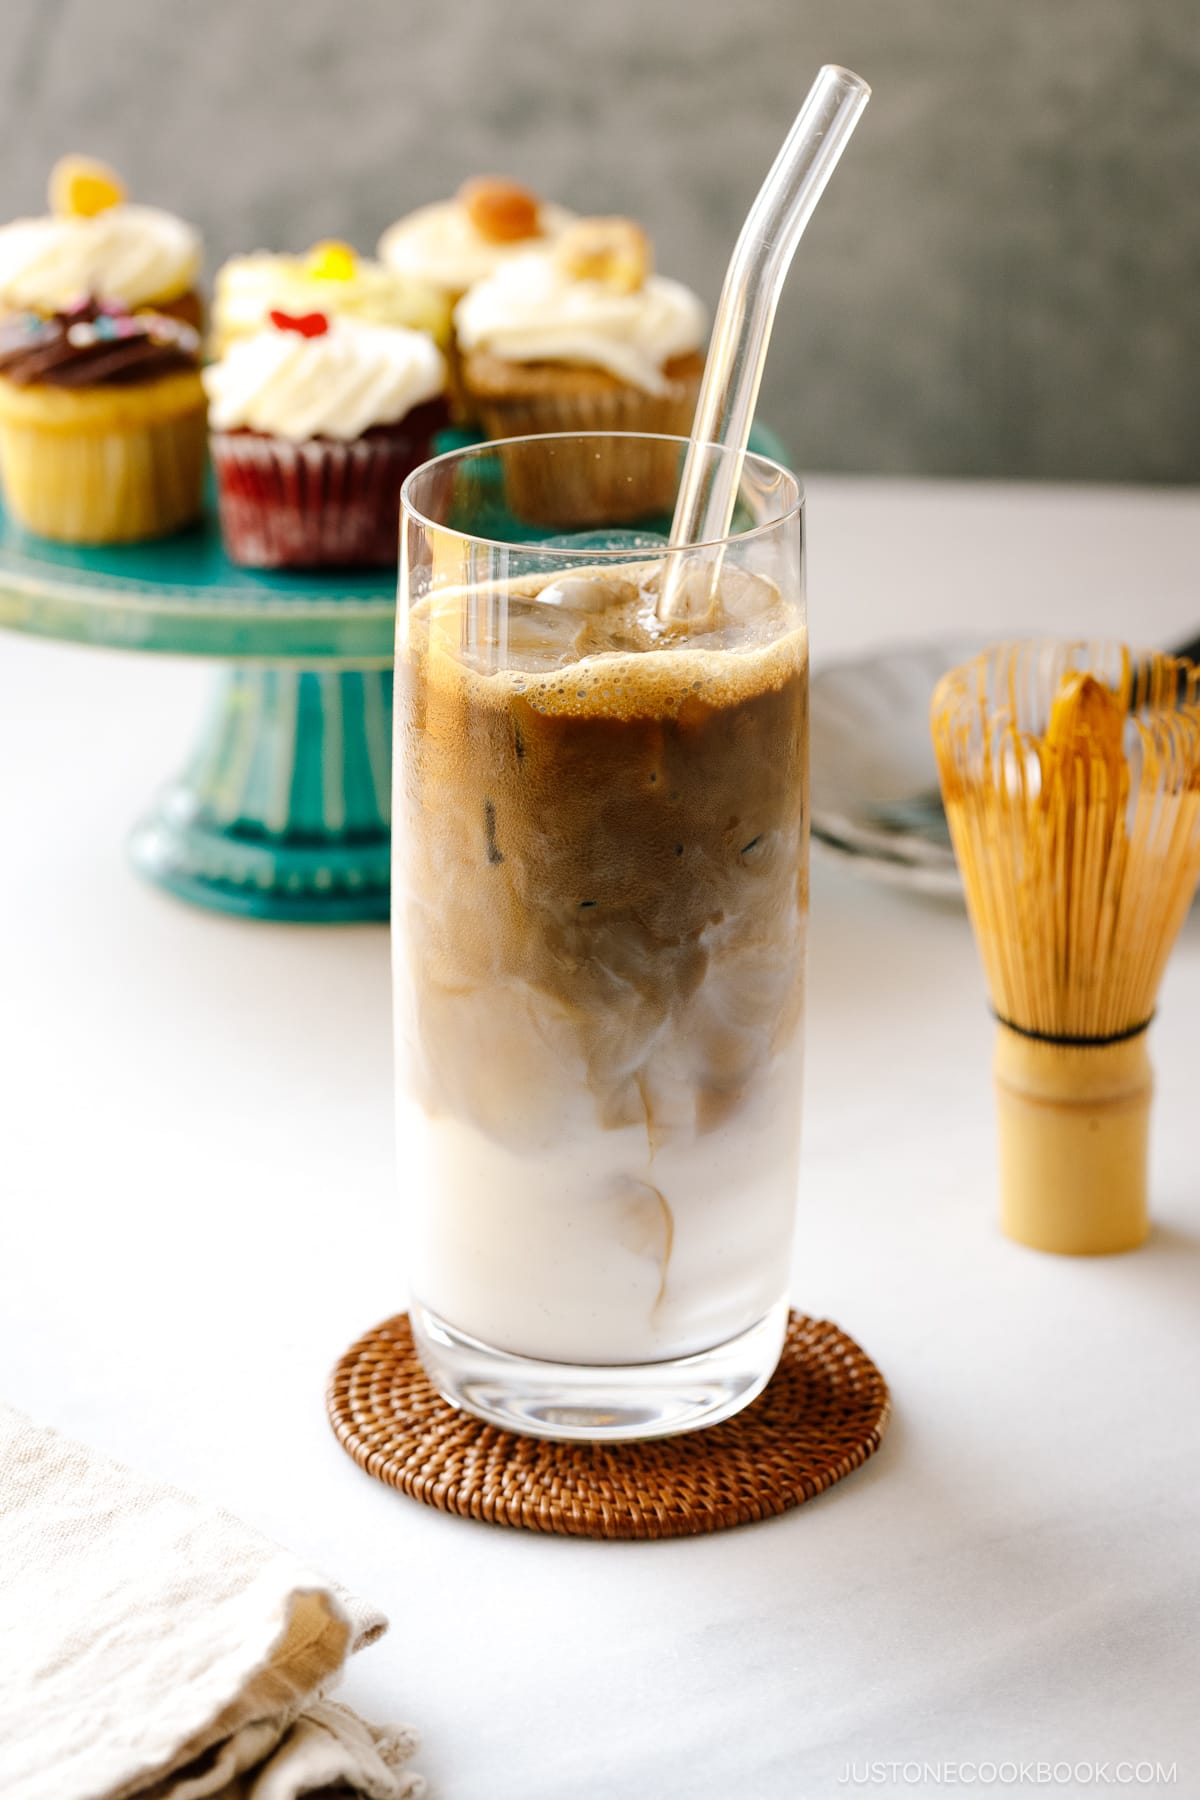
[49,155,126,219]
[306,241,358,282]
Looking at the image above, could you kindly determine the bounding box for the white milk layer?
[399,1035,803,1365]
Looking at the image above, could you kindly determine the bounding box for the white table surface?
[2,478,1199,1800]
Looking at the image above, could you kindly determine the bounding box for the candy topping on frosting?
[49,155,126,219]
[268,308,330,338]
[378,193,575,293]
[555,218,651,294]
[211,250,451,355]
[305,240,358,282]
[0,298,201,387]
[63,308,199,351]
[458,177,543,245]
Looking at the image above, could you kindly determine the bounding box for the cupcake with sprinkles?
[0,298,206,543]
[0,156,203,328]
[204,308,448,568]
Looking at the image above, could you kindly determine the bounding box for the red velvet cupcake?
[204,309,448,569]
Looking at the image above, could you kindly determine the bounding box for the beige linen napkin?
[0,1404,423,1800]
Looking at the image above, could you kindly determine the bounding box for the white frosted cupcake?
[454,218,707,524]
[204,309,448,569]
[210,240,451,357]
[379,177,573,414]
[0,156,202,327]
[379,176,573,301]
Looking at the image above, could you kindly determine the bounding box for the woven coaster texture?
[327,1311,890,1541]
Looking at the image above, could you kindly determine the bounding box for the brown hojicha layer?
[396,576,808,1149]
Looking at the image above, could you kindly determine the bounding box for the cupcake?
[204,309,449,569]
[0,298,206,544]
[453,218,707,526]
[210,239,451,358]
[378,178,573,413]
[0,157,203,329]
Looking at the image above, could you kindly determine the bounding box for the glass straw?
[661,65,870,618]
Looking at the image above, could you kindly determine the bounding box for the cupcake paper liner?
[466,367,702,529]
[211,402,447,569]
[0,376,207,545]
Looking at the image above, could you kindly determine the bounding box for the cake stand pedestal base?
[129,665,393,922]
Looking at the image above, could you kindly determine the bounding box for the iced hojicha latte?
[394,549,808,1371]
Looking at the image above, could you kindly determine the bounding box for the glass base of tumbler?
[409,1298,790,1442]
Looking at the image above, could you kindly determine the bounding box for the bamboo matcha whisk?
[931,640,1200,1254]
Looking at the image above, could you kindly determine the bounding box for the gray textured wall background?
[2,0,1196,483]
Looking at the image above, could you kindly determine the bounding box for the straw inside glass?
[660,64,870,619]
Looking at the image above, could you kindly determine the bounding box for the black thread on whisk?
[991,1009,1155,1048]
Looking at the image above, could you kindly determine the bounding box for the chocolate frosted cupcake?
[0,299,206,543]
[0,157,203,329]
[454,218,707,524]
[204,309,449,569]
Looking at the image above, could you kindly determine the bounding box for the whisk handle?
[994,1025,1151,1256]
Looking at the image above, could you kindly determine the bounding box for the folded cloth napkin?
[0,1404,423,1800]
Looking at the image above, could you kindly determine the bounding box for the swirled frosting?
[454,251,707,394]
[211,251,451,353]
[0,204,201,312]
[204,318,447,441]
[378,199,575,294]
[0,300,200,387]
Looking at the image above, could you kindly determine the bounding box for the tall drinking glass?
[394,432,807,1439]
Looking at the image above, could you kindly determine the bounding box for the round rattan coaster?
[327,1312,890,1540]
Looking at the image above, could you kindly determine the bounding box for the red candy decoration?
[268,308,329,338]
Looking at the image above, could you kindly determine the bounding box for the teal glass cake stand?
[0,423,790,923]
[0,489,397,921]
